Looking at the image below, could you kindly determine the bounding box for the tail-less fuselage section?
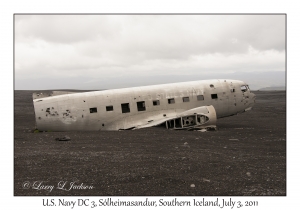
[32,79,256,131]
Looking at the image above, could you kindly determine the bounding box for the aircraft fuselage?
[33,79,256,131]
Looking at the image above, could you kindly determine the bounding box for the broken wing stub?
[136,105,217,130]
[165,105,217,130]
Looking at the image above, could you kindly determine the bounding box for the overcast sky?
[15,14,286,90]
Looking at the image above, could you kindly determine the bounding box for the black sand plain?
[14,90,286,196]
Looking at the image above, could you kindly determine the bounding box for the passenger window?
[106,106,113,111]
[211,94,218,99]
[197,95,204,101]
[90,107,97,113]
[153,100,160,106]
[137,101,146,111]
[121,103,130,113]
[168,98,175,104]
[182,97,190,102]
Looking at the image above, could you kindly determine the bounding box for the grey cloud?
[15,15,122,43]
[228,15,285,51]
[15,15,286,90]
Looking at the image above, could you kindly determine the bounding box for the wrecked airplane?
[32,79,256,131]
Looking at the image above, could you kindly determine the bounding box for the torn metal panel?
[32,90,96,100]
[33,91,78,99]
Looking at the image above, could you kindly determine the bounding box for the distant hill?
[258,86,286,91]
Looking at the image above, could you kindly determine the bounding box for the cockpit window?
[241,85,250,92]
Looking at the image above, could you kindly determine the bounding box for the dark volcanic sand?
[14,90,286,196]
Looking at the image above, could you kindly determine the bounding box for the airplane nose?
[249,92,255,102]
[244,92,256,112]
[252,93,256,103]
